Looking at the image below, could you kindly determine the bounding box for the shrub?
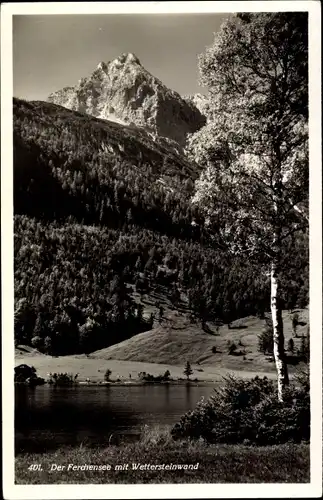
[47,372,78,386]
[104,369,112,382]
[14,364,44,385]
[292,313,299,337]
[300,331,310,363]
[294,364,310,392]
[138,371,171,382]
[171,375,310,445]
[43,336,52,354]
[227,341,237,355]
[287,338,294,354]
[258,318,273,355]
[31,335,43,350]
[15,364,36,382]
[140,425,173,448]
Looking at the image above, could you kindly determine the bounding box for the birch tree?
[187,13,308,401]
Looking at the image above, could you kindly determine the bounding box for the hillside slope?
[91,308,309,371]
[15,308,308,383]
[14,98,203,235]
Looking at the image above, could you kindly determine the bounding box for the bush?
[14,364,45,385]
[31,335,43,350]
[292,313,299,336]
[104,369,112,382]
[47,372,78,386]
[15,364,36,382]
[300,331,310,363]
[140,425,173,448]
[138,371,171,382]
[294,364,310,392]
[287,338,294,354]
[171,375,310,445]
[227,341,237,355]
[43,336,52,354]
[258,318,273,355]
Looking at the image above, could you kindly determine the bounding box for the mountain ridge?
[48,52,206,148]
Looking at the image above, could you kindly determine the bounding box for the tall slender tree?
[187,13,308,401]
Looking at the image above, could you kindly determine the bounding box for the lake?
[15,384,216,453]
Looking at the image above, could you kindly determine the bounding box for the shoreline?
[15,378,220,388]
[15,352,279,386]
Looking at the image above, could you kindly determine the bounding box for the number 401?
[28,464,42,471]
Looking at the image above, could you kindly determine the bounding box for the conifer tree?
[184,361,193,380]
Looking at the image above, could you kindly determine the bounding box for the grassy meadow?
[15,429,310,484]
[15,308,309,383]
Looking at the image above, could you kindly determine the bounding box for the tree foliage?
[187,13,308,401]
[188,13,308,257]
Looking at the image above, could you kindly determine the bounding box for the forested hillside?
[14,98,201,237]
[13,98,308,356]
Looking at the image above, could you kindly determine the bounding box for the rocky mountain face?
[48,53,206,149]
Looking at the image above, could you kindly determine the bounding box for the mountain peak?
[114,52,141,66]
[48,54,205,147]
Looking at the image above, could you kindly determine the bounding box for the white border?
[1,2,322,499]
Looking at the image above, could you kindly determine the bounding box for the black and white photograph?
[1,1,322,498]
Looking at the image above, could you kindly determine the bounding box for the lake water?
[15,384,216,453]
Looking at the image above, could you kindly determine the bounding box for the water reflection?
[185,383,193,406]
[15,384,215,453]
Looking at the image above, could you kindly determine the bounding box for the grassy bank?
[14,353,279,385]
[15,435,309,484]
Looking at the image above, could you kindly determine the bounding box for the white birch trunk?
[271,260,289,402]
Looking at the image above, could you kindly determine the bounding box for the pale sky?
[13,14,228,100]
